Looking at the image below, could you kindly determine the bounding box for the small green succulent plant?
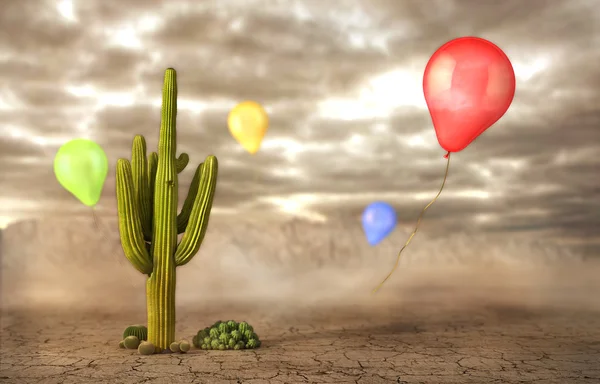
[123,325,148,341]
[192,320,261,350]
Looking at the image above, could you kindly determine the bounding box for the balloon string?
[91,207,100,229]
[372,151,452,294]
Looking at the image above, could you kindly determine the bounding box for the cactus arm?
[174,155,218,267]
[176,163,202,233]
[148,152,158,205]
[116,158,153,275]
[131,135,152,238]
[176,153,189,174]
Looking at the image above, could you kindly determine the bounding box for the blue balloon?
[361,201,397,246]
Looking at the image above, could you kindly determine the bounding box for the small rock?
[138,342,155,355]
[179,340,190,353]
[123,336,140,349]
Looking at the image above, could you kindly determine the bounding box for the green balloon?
[53,139,108,207]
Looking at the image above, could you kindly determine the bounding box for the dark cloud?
[71,48,150,90]
[0,0,599,255]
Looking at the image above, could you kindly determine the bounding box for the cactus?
[123,325,147,341]
[198,330,209,339]
[227,338,236,349]
[218,323,230,334]
[230,330,241,342]
[209,328,219,339]
[219,333,230,344]
[238,322,250,334]
[194,321,261,350]
[116,68,219,352]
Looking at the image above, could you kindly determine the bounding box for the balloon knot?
[443,152,450,159]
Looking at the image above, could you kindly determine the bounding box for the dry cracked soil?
[1,286,600,384]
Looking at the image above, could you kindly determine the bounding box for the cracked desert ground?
[1,218,599,384]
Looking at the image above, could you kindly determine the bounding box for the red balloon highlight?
[423,37,516,153]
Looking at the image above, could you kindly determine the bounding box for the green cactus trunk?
[146,271,175,351]
[116,68,219,353]
[147,68,179,351]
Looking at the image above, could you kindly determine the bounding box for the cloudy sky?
[0,0,599,252]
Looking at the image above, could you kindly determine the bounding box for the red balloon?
[423,37,516,153]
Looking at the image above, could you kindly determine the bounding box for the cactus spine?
[116,68,218,352]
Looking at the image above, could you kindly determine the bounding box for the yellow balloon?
[227,101,269,154]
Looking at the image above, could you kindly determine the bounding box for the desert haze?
[0,216,595,309]
[1,216,600,383]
